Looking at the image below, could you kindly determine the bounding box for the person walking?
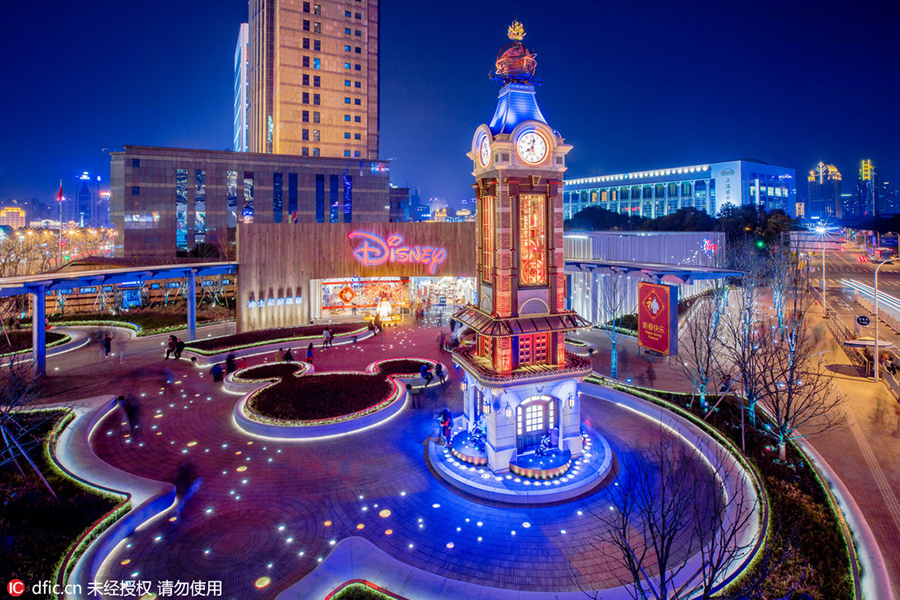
[225,353,236,373]
[103,333,113,360]
[440,409,452,446]
[306,342,314,364]
[435,363,445,385]
[646,362,656,388]
[116,334,128,364]
[275,348,285,362]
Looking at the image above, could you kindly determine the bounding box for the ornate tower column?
[453,23,591,474]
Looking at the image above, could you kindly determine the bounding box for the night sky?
[3,0,900,208]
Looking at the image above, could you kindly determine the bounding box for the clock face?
[516,132,548,164]
[479,137,491,167]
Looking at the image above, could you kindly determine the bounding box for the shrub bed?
[185,322,368,355]
[244,359,430,424]
[0,331,69,355]
[23,307,233,337]
[586,376,853,599]
[329,582,406,600]
[0,410,126,599]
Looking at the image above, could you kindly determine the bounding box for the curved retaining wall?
[232,359,445,440]
[55,396,175,600]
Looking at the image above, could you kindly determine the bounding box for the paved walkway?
[37,320,716,599]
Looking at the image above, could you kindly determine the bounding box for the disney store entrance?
[310,276,476,320]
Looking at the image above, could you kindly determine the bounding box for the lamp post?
[814,225,828,316]
[874,258,894,383]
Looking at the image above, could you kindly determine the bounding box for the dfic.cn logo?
[7,579,25,597]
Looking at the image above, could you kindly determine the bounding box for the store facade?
[237,222,476,331]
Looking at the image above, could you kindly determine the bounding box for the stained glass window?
[519,194,547,285]
[481,195,494,282]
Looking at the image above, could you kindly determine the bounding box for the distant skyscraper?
[234,23,250,152]
[248,0,379,159]
[858,159,877,217]
[71,172,105,227]
[807,161,842,220]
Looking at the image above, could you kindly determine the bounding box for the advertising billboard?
[638,282,678,356]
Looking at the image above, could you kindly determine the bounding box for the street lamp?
[874,258,894,383]
[813,225,830,316]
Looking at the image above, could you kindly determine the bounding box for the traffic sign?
[857,315,871,327]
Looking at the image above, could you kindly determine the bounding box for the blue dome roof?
[489,83,547,135]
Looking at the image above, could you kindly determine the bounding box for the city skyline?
[3,0,899,208]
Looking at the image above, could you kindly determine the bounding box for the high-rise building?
[234,23,250,152]
[807,161,842,220]
[247,0,379,159]
[71,172,107,227]
[858,159,877,217]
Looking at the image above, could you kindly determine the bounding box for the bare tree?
[595,267,630,379]
[595,429,758,600]
[721,240,766,430]
[768,243,795,340]
[0,357,59,500]
[756,269,846,460]
[678,292,727,411]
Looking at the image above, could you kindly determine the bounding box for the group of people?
[165,335,186,360]
[419,362,445,386]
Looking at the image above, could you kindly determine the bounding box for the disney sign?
[349,231,448,275]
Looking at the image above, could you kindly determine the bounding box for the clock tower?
[452,22,591,475]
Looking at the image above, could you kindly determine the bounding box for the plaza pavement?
[34,315,714,600]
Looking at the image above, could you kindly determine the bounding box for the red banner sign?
[638,282,678,356]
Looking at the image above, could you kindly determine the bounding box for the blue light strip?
[841,279,900,313]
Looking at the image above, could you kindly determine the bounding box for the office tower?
[234,23,250,152]
[807,161,842,219]
[71,172,104,227]
[248,0,379,159]
[858,159,877,217]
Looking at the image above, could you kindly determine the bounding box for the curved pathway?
[41,322,728,599]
